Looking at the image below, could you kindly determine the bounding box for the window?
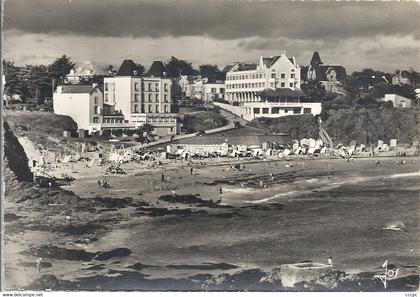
[94,97,98,104]
[164,94,168,102]
[289,83,293,88]
[104,83,108,91]
[164,84,168,92]
[262,108,269,114]
[284,109,288,113]
[148,105,152,113]
[271,73,276,78]
[135,82,140,91]
[155,84,159,91]
[291,73,295,79]
[156,94,159,102]
[134,94,140,102]
[281,73,286,79]
[156,105,159,113]
[304,108,312,114]
[253,108,260,114]
[164,105,168,113]
[134,104,139,113]
[272,107,280,114]
[148,83,152,91]
[148,94,152,102]
[281,82,285,88]
[270,82,274,87]
[104,94,108,102]
[293,107,301,114]
[211,88,217,94]
[94,106,98,114]
[93,117,99,123]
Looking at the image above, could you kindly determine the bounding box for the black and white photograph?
[1,0,420,293]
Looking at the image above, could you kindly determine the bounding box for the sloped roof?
[237,63,257,71]
[146,61,166,77]
[71,61,108,76]
[207,71,226,83]
[223,64,235,72]
[310,52,323,67]
[262,56,295,68]
[116,59,142,76]
[314,65,347,81]
[258,88,304,98]
[59,85,98,94]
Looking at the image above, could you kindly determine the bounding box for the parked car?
[197,130,206,136]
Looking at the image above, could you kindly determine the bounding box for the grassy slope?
[249,108,417,145]
[5,111,78,149]
[182,110,228,132]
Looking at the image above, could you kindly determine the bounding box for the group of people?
[97,175,110,188]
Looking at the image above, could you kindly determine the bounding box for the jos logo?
[373,260,399,289]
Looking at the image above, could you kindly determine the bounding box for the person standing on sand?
[190,167,193,175]
[328,163,334,176]
[328,257,333,266]
[36,257,42,274]
[161,173,165,182]
[97,179,101,188]
[219,187,223,194]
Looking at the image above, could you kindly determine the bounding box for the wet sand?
[4,155,420,290]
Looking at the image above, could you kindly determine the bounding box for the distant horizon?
[4,0,420,73]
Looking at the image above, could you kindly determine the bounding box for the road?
[128,109,243,151]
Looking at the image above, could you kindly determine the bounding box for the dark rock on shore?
[167,262,238,270]
[159,194,223,208]
[21,245,97,262]
[95,248,132,261]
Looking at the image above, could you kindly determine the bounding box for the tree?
[106,65,115,76]
[199,64,220,78]
[135,63,146,76]
[165,56,198,77]
[23,65,52,99]
[3,60,28,98]
[48,55,75,84]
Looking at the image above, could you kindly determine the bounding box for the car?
[197,130,206,136]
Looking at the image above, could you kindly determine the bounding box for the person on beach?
[219,187,223,194]
[328,163,334,175]
[97,179,101,188]
[190,167,194,175]
[36,257,42,274]
[375,160,381,167]
[328,256,333,266]
[161,173,165,182]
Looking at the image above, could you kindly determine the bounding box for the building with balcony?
[224,51,301,103]
[103,60,177,136]
[218,51,321,120]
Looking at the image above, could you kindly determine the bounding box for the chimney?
[281,50,286,57]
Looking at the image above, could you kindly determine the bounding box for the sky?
[3,0,420,73]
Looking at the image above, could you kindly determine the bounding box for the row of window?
[252,107,311,114]
[104,82,169,92]
[227,69,296,81]
[226,82,295,89]
[227,73,264,80]
[133,93,169,102]
[103,117,124,124]
[133,104,169,114]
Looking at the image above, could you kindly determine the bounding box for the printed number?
[405,293,417,297]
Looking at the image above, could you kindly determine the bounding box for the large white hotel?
[222,51,321,120]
